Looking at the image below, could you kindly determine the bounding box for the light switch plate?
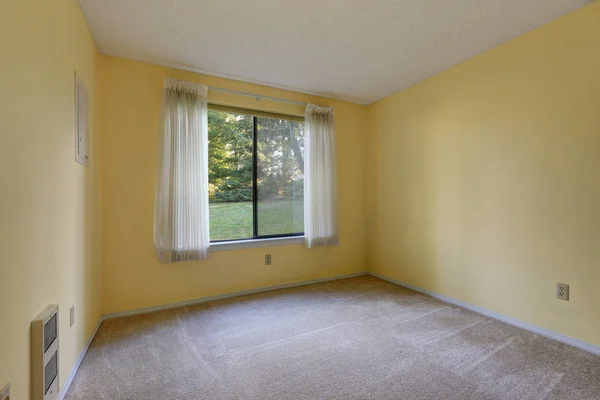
[1,382,10,400]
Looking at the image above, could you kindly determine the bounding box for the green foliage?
[208,109,304,203]
[208,110,253,202]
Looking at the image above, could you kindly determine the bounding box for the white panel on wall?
[75,73,89,166]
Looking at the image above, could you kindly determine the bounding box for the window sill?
[209,236,305,252]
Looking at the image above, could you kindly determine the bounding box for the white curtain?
[154,77,210,263]
[304,104,339,248]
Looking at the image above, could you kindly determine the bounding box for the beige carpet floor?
[65,276,600,400]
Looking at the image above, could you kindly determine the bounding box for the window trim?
[208,105,305,243]
[208,103,304,122]
[252,115,259,238]
[209,236,305,252]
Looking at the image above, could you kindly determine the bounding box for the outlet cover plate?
[265,254,272,265]
[1,382,10,400]
[556,282,570,301]
[70,305,75,327]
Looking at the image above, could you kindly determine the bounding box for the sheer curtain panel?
[154,77,210,263]
[304,104,339,248]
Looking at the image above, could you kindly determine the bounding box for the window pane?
[208,110,253,240]
[256,117,304,236]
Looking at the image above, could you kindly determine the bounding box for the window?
[208,107,304,242]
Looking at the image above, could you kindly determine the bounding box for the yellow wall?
[367,2,600,346]
[0,0,102,398]
[3,2,599,397]
[98,56,368,314]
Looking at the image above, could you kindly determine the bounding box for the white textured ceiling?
[79,0,592,104]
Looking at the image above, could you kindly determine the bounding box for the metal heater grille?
[44,314,57,352]
[44,352,58,394]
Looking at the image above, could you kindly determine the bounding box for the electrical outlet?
[70,305,75,327]
[1,382,10,400]
[556,282,569,301]
[265,254,272,265]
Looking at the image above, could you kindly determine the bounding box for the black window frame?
[208,105,305,243]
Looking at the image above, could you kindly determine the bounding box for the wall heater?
[31,305,59,400]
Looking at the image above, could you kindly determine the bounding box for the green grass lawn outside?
[209,200,304,241]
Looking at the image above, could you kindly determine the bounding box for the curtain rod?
[207,86,308,107]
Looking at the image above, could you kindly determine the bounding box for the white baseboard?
[57,318,103,400]
[369,272,600,356]
[103,271,369,320]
